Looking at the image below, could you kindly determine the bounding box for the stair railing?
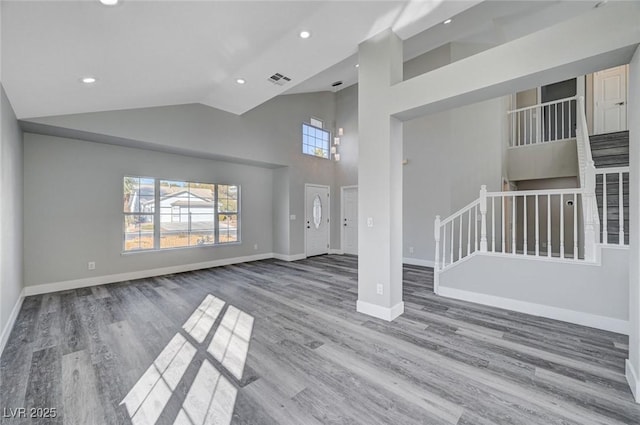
[507,96,577,147]
[434,185,586,293]
[595,167,629,245]
[575,96,600,260]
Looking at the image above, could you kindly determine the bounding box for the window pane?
[124,215,154,251]
[218,214,238,243]
[190,231,215,246]
[123,177,140,212]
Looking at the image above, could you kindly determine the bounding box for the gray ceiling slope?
[2,0,479,119]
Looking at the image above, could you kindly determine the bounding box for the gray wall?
[24,92,339,259]
[439,247,629,324]
[1,85,23,335]
[403,97,508,263]
[336,54,509,266]
[23,133,274,287]
[507,140,579,181]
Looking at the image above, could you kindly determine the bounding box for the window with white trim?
[302,122,330,159]
[123,176,240,252]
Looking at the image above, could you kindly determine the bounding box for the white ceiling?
[286,0,600,95]
[1,0,480,119]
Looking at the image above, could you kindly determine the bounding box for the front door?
[305,185,329,257]
[342,187,358,255]
[594,65,628,134]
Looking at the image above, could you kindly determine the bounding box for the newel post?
[479,185,488,252]
[434,215,441,294]
[434,216,441,270]
[584,160,599,261]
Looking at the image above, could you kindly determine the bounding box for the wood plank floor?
[2,255,639,424]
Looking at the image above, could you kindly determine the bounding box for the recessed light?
[443,19,452,25]
[355,64,359,68]
[236,78,246,85]
[81,77,97,84]
[299,30,311,39]
[99,0,119,5]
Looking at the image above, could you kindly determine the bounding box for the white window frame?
[123,176,241,253]
[302,122,331,159]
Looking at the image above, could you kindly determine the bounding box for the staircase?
[592,131,630,245]
[432,95,630,334]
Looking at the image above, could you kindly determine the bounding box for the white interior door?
[305,185,329,257]
[342,187,358,255]
[594,65,627,134]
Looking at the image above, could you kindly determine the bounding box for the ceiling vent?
[267,72,292,86]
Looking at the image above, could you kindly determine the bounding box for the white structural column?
[627,45,640,404]
[356,30,404,321]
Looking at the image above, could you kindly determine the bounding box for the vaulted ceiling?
[1,0,600,120]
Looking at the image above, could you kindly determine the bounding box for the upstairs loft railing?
[508,96,577,147]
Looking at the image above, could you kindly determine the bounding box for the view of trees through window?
[302,123,330,159]
[123,176,239,252]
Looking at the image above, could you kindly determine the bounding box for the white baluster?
[569,100,573,138]
[517,112,521,146]
[501,195,506,254]
[535,195,539,256]
[434,216,440,291]
[512,195,516,255]
[450,220,454,264]
[561,101,565,139]
[537,105,541,144]
[467,210,471,256]
[560,193,565,259]
[442,222,447,268]
[603,173,608,244]
[619,172,624,245]
[458,216,462,260]
[475,205,478,252]
[491,197,496,253]
[480,185,488,252]
[547,194,552,257]
[523,195,528,255]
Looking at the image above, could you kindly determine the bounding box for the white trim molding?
[403,257,435,268]
[23,253,274,297]
[0,288,26,358]
[437,286,629,335]
[329,249,344,255]
[273,253,306,262]
[356,300,404,322]
[626,359,640,403]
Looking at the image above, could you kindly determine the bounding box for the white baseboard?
[23,253,275,297]
[627,360,640,403]
[403,257,435,268]
[437,286,629,335]
[0,288,25,358]
[273,253,306,262]
[356,300,404,321]
[329,249,344,255]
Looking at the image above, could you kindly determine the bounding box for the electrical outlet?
[367,217,374,227]
[88,261,96,271]
[376,284,383,295]
[253,243,258,250]
[409,246,414,254]
[290,214,296,221]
